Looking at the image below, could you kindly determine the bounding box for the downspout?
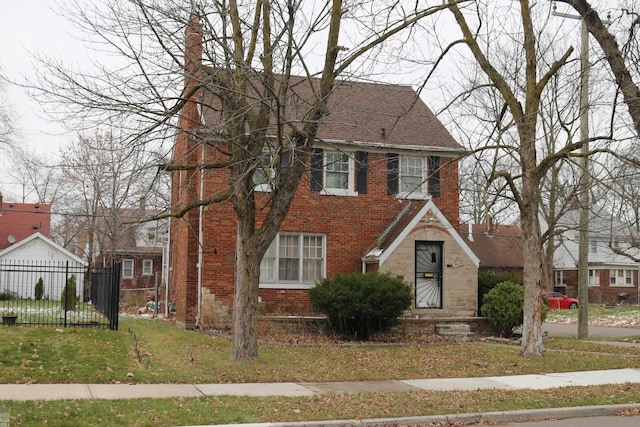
[196,142,205,328]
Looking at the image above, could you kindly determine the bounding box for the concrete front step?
[436,323,475,341]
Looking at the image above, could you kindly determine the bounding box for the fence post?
[110,261,121,330]
[63,261,69,328]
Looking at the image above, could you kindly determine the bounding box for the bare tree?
[30,0,453,360]
[442,0,591,357]
[557,0,640,137]
[56,130,160,271]
[6,147,63,204]
[0,67,14,150]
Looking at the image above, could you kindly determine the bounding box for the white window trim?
[588,269,600,287]
[142,259,153,276]
[254,147,276,193]
[397,155,428,200]
[259,233,326,289]
[122,259,134,279]
[610,269,635,287]
[320,151,358,197]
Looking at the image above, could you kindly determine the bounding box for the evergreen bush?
[309,271,412,339]
[61,275,78,311]
[481,281,548,337]
[35,277,45,301]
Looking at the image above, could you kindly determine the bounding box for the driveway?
[544,322,640,339]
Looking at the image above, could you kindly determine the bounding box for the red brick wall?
[170,143,461,322]
[560,269,638,305]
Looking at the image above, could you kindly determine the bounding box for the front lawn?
[2,310,640,426]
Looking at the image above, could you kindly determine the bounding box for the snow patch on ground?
[547,307,640,328]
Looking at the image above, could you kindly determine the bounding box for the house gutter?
[196,143,205,328]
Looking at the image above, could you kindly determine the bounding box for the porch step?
[435,323,475,341]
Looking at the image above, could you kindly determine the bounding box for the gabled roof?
[461,224,523,269]
[0,200,51,250]
[200,76,463,153]
[364,199,479,267]
[0,232,86,265]
[558,206,638,241]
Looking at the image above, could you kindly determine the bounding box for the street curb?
[190,403,640,426]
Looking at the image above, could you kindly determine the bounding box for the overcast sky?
[0,1,91,199]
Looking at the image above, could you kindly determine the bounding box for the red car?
[543,292,579,309]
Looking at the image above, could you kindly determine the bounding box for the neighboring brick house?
[0,192,51,250]
[553,206,640,304]
[83,201,168,306]
[463,223,524,275]
[462,223,524,309]
[168,22,479,329]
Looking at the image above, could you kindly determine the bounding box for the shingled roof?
[199,75,463,152]
[461,224,523,269]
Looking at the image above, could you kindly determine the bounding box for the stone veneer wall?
[380,215,478,317]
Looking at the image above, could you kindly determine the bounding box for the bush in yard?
[61,274,78,311]
[309,271,412,339]
[481,281,549,337]
[0,290,17,301]
[478,269,523,314]
[35,277,45,300]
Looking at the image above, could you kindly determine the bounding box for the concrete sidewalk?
[2,368,640,401]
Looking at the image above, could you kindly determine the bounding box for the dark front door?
[415,241,443,309]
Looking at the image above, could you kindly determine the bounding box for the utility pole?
[552,3,605,339]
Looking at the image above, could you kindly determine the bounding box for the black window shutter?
[310,148,324,192]
[355,151,368,194]
[280,149,290,174]
[386,153,399,195]
[429,156,441,197]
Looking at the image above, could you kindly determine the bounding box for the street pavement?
[543,322,640,339]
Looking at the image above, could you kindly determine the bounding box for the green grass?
[2,312,640,426]
[2,316,640,384]
[2,384,640,426]
[1,300,108,326]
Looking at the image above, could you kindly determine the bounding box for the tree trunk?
[231,224,261,360]
[519,125,545,358]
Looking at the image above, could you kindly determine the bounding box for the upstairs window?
[253,147,275,188]
[399,156,425,194]
[253,146,290,191]
[310,149,367,196]
[325,152,351,190]
[387,153,439,198]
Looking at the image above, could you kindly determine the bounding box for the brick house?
[168,22,479,329]
[91,203,168,306]
[553,206,640,304]
[0,192,51,250]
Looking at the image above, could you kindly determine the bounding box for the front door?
[415,241,443,308]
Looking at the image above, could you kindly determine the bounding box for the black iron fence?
[0,260,120,330]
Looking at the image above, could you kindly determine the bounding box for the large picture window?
[610,269,634,287]
[260,233,325,287]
